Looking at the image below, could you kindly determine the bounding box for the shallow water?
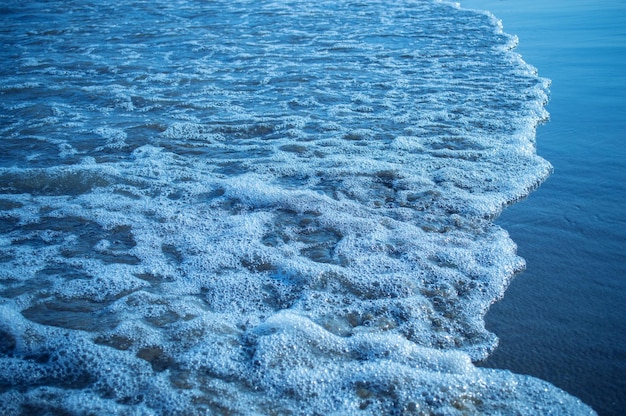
[461,1,626,415]
[0,1,596,414]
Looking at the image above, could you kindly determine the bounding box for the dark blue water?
[462,1,626,415]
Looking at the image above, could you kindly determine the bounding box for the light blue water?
[0,1,597,414]
[461,1,626,415]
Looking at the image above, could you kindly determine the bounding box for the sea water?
[0,1,595,414]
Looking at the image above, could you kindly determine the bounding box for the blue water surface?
[0,0,605,414]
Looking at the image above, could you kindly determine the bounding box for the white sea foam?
[0,0,595,414]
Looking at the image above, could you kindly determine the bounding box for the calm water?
[0,0,600,414]
[462,1,626,415]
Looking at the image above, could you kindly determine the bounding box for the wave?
[0,0,593,414]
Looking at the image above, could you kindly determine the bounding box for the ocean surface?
[461,1,626,415]
[0,1,598,414]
